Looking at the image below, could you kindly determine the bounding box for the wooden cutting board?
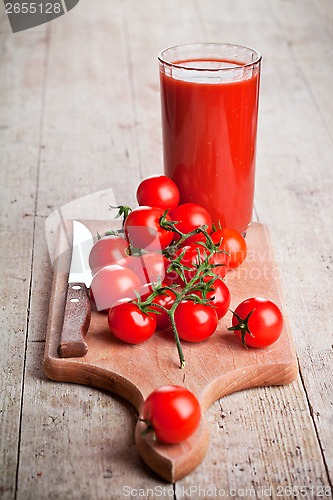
[44,221,298,482]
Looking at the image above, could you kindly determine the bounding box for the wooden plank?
[18,343,165,499]
[36,0,141,215]
[15,0,173,497]
[0,16,47,500]
[5,0,331,497]
[177,381,331,499]
[124,0,332,491]
[268,0,333,139]
[17,219,169,500]
[314,0,333,30]
[122,0,205,181]
[189,0,333,491]
[256,0,333,483]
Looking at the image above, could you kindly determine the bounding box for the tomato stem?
[110,219,229,368]
[110,205,133,226]
[136,224,229,367]
[169,304,186,369]
[228,309,256,347]
[138,418,157,441]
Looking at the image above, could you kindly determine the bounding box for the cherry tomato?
[142,385,201,444]
[108,300,156,344]
[89,235,130,275]
[127,252,166,285]
[90,264,141,312]
[193,277,231,319]
[230,297,284,348]
[140,283,176,330]
[136,175,180,211]
[124,206,174,251]
[170,203,212,245]
[211,228,247,269]
[174,301,218,342]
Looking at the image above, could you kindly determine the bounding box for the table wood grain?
[0,0,332,499]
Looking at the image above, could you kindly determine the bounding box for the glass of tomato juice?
[158,43,262,234]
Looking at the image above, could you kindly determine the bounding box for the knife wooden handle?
[58,282,91,358]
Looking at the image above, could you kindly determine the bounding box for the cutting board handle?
[135,415,210,482]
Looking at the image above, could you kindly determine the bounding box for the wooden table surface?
[1,0,332,499]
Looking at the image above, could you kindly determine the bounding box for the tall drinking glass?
[158,43,261,234]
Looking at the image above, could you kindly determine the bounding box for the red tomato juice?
[160,58,261,234]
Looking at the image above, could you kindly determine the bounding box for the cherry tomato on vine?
[229,297,284,348]
[142,385,201,444]
[170,203,212,245]
[136,175,180,211]
[90,264,141,312]
[167,243,227,285]
[193,277,231,320]
[89,235,130,275]
[211,228,247,270]
[140,283,176,330]
[108,300,156,344]
[163,256,179,284]
[124,206,174,251]
[174,300,218,342]
[170,244,205,285]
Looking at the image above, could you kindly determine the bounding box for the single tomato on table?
[229,297,284,348]
[142,385,201,444]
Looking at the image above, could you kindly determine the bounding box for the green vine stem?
[138,243,225,369]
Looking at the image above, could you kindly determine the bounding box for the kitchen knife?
[58,220,94,358]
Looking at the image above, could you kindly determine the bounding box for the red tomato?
[124,206,174,251]
[89,235,130,275]
[142,385,201,444]
[136,175,180,211]
[174,301,218,342]
[211,228,247,269]
[90,264,141,312]
[108,300,156,344]
[230,297,284,348]
[140,283,176,330]
[193,277,231,319]
[127,252,166,285]
[170,203,212,245]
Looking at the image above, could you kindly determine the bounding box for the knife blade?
[58,220,94,358]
